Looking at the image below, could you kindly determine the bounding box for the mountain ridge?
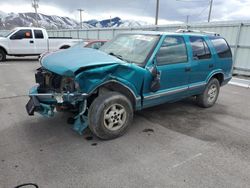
[0,12,148,30]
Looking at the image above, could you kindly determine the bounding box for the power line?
[176,0,214,22]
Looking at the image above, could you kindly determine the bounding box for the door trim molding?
[144,86,188,100]
[189,82,206,90]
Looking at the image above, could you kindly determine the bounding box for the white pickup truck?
[0,27,82,62]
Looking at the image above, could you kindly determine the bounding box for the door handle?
[30,40,34,44]
[209,64,214,68]
[185,67,191,72]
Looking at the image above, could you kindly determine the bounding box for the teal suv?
[26,31,233,139]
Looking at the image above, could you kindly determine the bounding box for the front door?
[143,36,190,108]
[8,29,36,55]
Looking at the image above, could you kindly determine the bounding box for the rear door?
[8,29,36,55]
[33,29,48,54]
[188,36,214,95]
[143,35,190,108]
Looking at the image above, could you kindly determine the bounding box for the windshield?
[100,34,159,65]
[3,29,17,37]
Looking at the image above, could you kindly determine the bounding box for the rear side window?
[210,37,232,58]
[157,36,188,65]
[34,30,44,39]
[10,29,33,39]
[190,36,211,60]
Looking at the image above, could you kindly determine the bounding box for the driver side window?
[10,29,33,40]
[157,36,188,66]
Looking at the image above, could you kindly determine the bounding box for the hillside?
[0,12,147,30]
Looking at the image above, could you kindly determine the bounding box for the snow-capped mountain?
[84,17,147,28]
[0,12,91,29]
[0,12,148,30]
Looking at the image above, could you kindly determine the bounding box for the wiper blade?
[109,52,124,61]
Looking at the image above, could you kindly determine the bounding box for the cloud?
[0,0,249,24]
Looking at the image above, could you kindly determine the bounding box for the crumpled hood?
[41,48,124,76]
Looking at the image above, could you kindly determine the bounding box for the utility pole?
[186,15,189,24]
[77,9,84,29]
[155,0,160,25]
[32,0,39,27]
[110,16,112,27]
[208,0,213,22]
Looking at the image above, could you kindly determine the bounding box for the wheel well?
[89,82,137,110]
[60,45,70,49]
[212,73,224,85]
[0,46,7,54]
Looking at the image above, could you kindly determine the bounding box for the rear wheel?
[197,78,220,108]
[88,92,133,140]
[0,49,6,62]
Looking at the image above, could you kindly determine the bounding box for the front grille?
[35,68,62,92]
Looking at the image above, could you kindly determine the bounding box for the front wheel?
[0,49,6,62]
[88,92,133,140]
[197,78,220,108]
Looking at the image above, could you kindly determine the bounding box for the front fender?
[0,45,8,54]
[75,63,142,96]
[75,63,144,109]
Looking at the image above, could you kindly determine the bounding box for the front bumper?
[26,85,90,135]
[26,85,88,116]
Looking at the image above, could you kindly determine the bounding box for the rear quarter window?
[34,30,44,39]
[210,37,232,58]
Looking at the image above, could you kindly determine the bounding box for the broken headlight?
[61,77,76,92]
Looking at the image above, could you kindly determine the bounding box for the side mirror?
[148,64,158,78]
[148,63,161,92]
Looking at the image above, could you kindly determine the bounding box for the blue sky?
[0,0,249,24]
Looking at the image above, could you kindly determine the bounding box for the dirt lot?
[0,59,250,188]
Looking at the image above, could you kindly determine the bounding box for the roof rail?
[176,29,220,36]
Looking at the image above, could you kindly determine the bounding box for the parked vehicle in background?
[84,40,107,49]
[73,40,107,49]
[0,27,82,62]
[26,31,233,140]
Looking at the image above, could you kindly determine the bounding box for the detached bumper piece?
[26,96,55,117]
[26,96,42,116]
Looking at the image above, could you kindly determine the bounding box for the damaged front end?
[25,68,89,134]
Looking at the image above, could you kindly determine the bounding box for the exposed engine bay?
[35,67,75,93]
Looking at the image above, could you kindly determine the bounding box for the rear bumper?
[221,76,232,86]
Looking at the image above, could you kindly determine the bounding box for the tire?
[0,49,6,62]
[88,92,133,140]
[197,78,220,108]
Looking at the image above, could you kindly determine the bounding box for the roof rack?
[176,29,220,36]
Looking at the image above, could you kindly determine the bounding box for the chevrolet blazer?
[26,31,233,140]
